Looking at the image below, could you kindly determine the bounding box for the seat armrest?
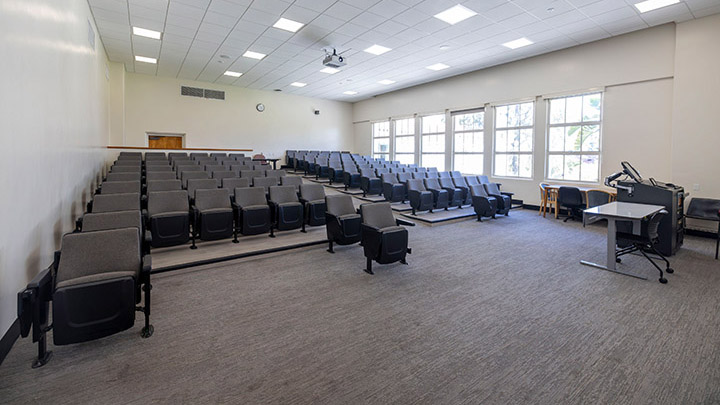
[396,218,415,227]
[141,254,152,277]
[501,192,514,197]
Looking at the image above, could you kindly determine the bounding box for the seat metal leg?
[141,281,154,338]
[638,247,666,283]
[190,227,197,249]
[32,333,52,369]
[364,257,373,275]
[327,240,334,253]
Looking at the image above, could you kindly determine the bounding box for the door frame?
[146,132,185,149]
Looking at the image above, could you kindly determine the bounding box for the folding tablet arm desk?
[582,201,665,280]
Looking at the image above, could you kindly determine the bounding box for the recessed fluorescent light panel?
[434,4,477,25]
[364,44,392,55]
[426,63,449,71]
[135,55,157,64]
[273,17,304,33]
[132,27,162,40]
[343,91,358,95]
[503,37,533,49]
[378,79,396,85]
[224,71,242,77]
[243,51,266,60]
[290,82,307,87]
[634,0,679,13]
[320,67,340,74]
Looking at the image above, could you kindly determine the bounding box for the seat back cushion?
[269,186,299,204]
[57,228,140,285]
[149,190,189,216]
[361,202,396,229]
[300,184,325,201]
[235,187,267,207]
[195,188,231,210]
[326,195,355,217]
[82,210,142,232]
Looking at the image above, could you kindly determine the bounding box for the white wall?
[352,24,678,206]
[120,74,354,160]
[0,0,111,337]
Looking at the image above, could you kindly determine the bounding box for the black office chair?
[557,186,584,222]
[616,210,673,283]
[684,198,720,259]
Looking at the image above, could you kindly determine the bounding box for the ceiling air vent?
[181,86,204,98]
[204,89,225,100]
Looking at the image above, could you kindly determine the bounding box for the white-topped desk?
[582,201,666,279]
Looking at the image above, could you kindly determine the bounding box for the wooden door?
[148,135,183,149]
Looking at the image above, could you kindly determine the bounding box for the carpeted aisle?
[1,209,719,404]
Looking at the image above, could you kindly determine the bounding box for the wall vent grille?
[181,86,225,100]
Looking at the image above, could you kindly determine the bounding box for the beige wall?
[352,24,678,206]
[120,74,354,160]
[672,14,720,201]
[0,0,111,336]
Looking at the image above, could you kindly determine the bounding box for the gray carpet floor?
[2,209,720,404]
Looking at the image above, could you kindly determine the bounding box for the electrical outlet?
[693,184,700,191]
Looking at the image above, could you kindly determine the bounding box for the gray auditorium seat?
[484,183,511,215]
[105,173,141,183]
[147,179,182,192]
[110,165,141,173]
[205,164,226,172]
[210,153,227,158]
[451,176,472,205]
[325,194,361,253]
[17,227,152,367]
[148,190,190,247]
[221,177,250,190]
[233,187,271,236]
[425,171,440,179]
[423,178,450,211]
[92,192,140,213]
[187,179,219,202]
[146,172,176,181]
[253,164,271,171]
[470,185,498,221]
[212,170,237,180]
[241,170,263,179]
[411,172,427,179]
[381,173,405,203]
[406,179,434,215]
[360,202,411,275]
[268,186,304,236]
[280,175,303,192]
[465,176,480,187]
[360,168,382,197]
[478,175,490,184]
[190,152,209,159]
[181,171,210,188]
[266,170,286,182]
[343,166,361,190]
[145,165,172,172]
[100,180,141,195]
[253,176,278,193]
[439,177,464,207]
[82,210,142,233]
[169,152,188,159]
[191,189,233,248]
[299,183,326,227]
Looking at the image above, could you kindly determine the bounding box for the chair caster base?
[32,351,53,369]
[141,325,154,338]
[666,268,674,273]
[659,277,668,284]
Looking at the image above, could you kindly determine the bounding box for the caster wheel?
[659,278,668,284]
[666,268,674,274]
[616,258,622,263]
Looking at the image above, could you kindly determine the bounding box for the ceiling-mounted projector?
[323,48,346,68]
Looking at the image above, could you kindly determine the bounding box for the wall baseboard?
[0,318,20,367]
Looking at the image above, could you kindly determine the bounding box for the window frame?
[419,112,447,171]
[392,116,416,165]
[492,101,535,179]
[545,92,603,183]
[371,120,390,160]
[451,108,485,175]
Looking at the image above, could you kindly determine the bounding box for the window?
[547,93,602,182]
[452,110,484,174]
[372,121,390,160]
[393,117,415,165]
[493,102,533,178]
[420,114,445,171]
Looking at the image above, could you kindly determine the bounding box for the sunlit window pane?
[395,136,414,154]
[422,154,445,172]
[396,153,415,165]
[454,154,483,175]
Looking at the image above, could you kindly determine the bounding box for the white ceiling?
[88,0,720,102]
